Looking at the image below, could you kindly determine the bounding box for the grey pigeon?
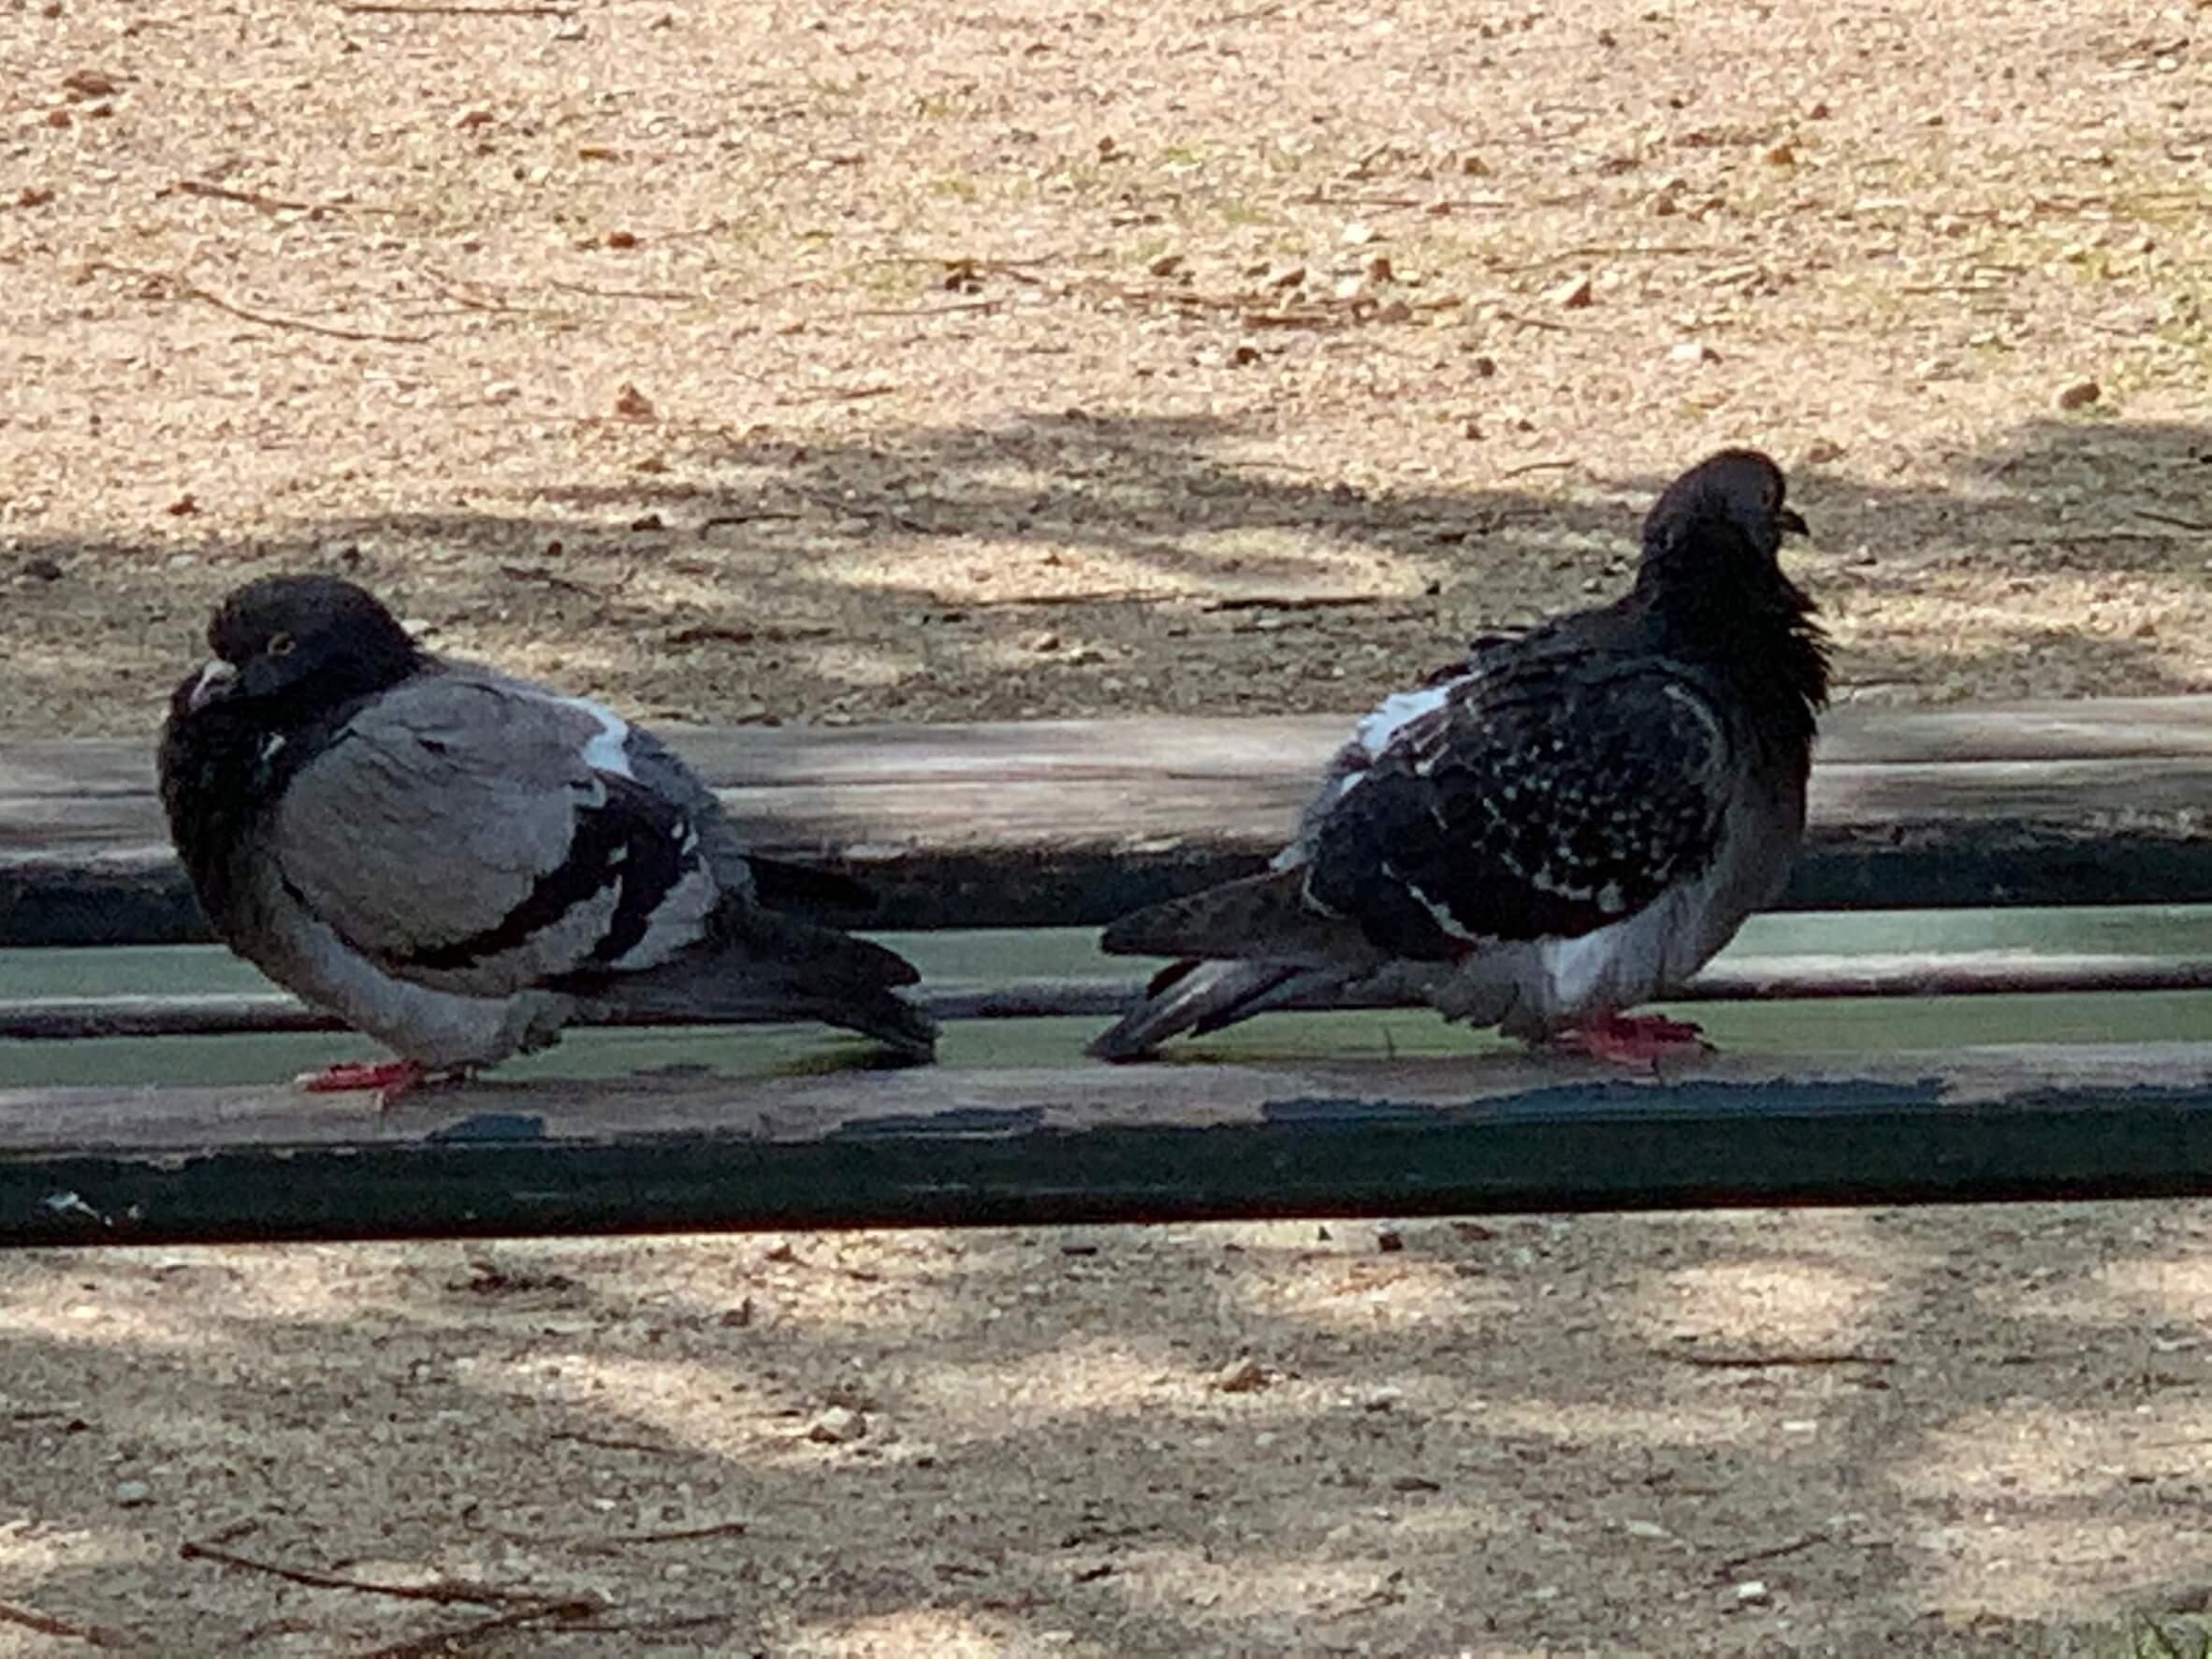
[1087,449,1829,1065]
[159,575,936,1101]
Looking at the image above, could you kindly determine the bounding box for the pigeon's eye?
[266,633,297,659]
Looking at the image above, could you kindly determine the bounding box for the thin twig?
[351,1596,601,1659]
[337,3,572,13]
[1490,307,1571,333]
[91,263,432,345]
[770,383,899,404]
[1494,457,1578,477]
[1717,1531,1832,1575]
[699,510,807,530]
[174,179,324,215]
[0,1599,132,1649]
[1241,310,1345,329]
[839,298,1003,319]
[787,487,933,534]
[178,1540,546,1607]
[547,279,700,302]
[2135,508,2212,531]
[1203,593,1394,613]
[1665,1350,1897,1369]
[1490,243,1714,271]
[545,1430,686,1457]
[598,1520,749,1545]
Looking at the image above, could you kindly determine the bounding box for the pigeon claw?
[1549,1011,1713,1068]
[294,1058,430,1107]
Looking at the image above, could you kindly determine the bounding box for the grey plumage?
[159,575,935,1088]
[1089,448,1828,1061]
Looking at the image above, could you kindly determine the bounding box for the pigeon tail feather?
[1098,867,1361,963]
[565,905,937,1058]
[1087,958,1339,1062]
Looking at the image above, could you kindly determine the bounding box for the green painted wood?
[14,699,2212,943]
[7,1046,2212,1246]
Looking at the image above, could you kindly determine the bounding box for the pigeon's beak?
[1779,507,1811,539]
[185,659,238,713]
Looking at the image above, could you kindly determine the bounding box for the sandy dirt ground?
[6,0,2212,1652]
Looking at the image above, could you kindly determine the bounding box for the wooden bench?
[6,696,2212,1247]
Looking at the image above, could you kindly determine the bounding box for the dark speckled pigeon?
[1088,449,1829,1066]
[159,575,936,1102]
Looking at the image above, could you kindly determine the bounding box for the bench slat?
[9,699,2212,943]
[7,1044,2212,1246]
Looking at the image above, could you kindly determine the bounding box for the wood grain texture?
[10,698,2212,942]
[7,1044,2212,1245]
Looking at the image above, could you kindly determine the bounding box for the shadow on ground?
[8,412,2211,735]
[4,1201,2212,1654]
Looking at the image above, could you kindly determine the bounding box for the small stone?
[1668,341,1720,365]
[1026,630,1062,653]
[63,69,117,99]
[1459,153,1491,175]
[16,186,56,208]
[628,512,665,531]
[1547,272,1594,309]
[1735,1579,1770,1603]
[165,492,198,517]
[454,108,493,129]
[1469,354,1498,378]
[113,1479,151,1507]
[604,228,638,249]
[2054,378,2101,411]
[612,383,656,419]
[1230,341,1261,365]
[1802,437,1845,465]
[23,556,62,581]
[1375,298,1413,324]
[1334,273,1369,301]
[808,1406,867,1444]
[1358,1386,1403,1413]
[551,15,586,38]
[1364,253,1393,281]
[1146,252,1184,277]
[1625,1519,1668,1538]
[1375,1225,1404,1253]
[1342,220,1376,246]
[1263,262,1306,290]
[1214,1357,1268,1393]
[1762,140,1797,166]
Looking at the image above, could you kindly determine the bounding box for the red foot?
[295,1059,429,1108]
[1547,1011,1713,1068]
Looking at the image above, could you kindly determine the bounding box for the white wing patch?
[1354,681,1457,757]
[557,696,635,779]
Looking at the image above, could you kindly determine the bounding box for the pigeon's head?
[177,575,424,721]
[1639,448,1809,571]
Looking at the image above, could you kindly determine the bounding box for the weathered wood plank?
[10,953,2212,1041]
[11,698,2212,943]
[7,1045,2212,1245]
